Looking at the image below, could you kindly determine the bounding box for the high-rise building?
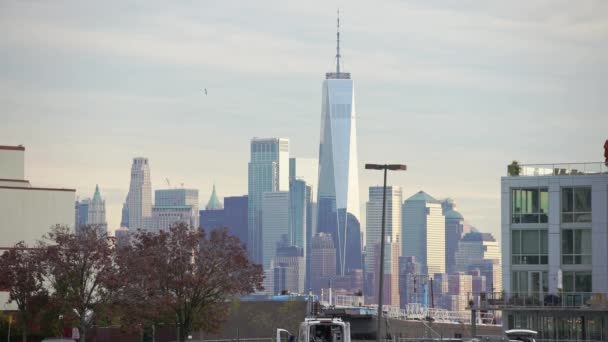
[224,195,248,246]
[402,191,446,275]
[120,198,129,228]
[289,179,312,289]
[200,185,225,231]
[372,237,400,306]
[261,191,289,270]
[316,17,362,277]
[151,188,198,231]
[127,157,152,231]
[365,185,402,293]
[75,185,107,233]
[454,232,500,273]
[248,137,289,263]
[272,245,306,294]
[443,206,465,274]
[289,158,318,201]
[311,233,337,293]
[500,162,608,339]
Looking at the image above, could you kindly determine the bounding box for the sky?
[1,0,607,239]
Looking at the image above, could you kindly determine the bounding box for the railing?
[469,292,608,310]
[507,162,608,177]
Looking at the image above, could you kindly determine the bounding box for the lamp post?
[365,163,407,342]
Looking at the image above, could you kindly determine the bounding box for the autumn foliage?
[0,223,263,342]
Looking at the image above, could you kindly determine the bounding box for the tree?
[0,241,48,342]
[40,225,117,342]
[117,223,263,341]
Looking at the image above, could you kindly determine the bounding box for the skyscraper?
[75,185,107,233]
[402,191,446,275]
[248,137,289,263]
[261,191,289,270]
[151,188,199,231]
[289,179,312,289]
[311,233,337,293]
[365,185,402,288]
[88,185,107,231]
[127,157,152,231]
[316,15,361,277]
[224,195,248,246]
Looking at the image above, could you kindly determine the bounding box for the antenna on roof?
[336,9,341,75]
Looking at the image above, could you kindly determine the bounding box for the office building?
[127,157,152,231]
[224,195,248,246]
[498,162,608,340]
[248,137,289,263]
[311,233,337,293]
[75,185,107,233]
[261,191,289,270]
[151,188,198,231]
[272,245,305,294]
[200,185,225,231]
[365,186,402,295]
[402,191,446,275]
[454,232,500,273]
[289,179,312,289]
[316,20,362,276]
[289,157,318,201]
[372,237,400,306]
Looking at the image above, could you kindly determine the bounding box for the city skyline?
[1,1,607,239]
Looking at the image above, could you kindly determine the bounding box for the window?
[511,229,548,264]
[562,187,592,223]
[563,271,592,292]
[511,188,548,223]
[562,229,592,264]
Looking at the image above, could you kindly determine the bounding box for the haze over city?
[1,0,607,238]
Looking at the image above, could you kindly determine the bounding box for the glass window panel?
[522,214,538,223]
[540,213,548,223]
[562,230,574,254]
[522,230,539,254]
[563,272,575,292]
[542,272,549,293]
[531,189,539,213]
[521,189,529,214]
[540,255,548,264]
[524,256,539,264]
[582,255,592,264]
[562,188,573,212]
[540,230,548,254]
[562,255,573,264]
[512,230,521,254]
[512,189,520,214]
[575,273,592,292]
[574,187,591,212]
[540,189,549,214]
[562,213,573,223]
[518,271,528,293]
[574,213,591,223]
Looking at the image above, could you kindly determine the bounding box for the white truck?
[277,317,350,342]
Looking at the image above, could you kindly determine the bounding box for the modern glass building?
[247,137,289,263]
[316,17,362,277]
[401,191,446,275]
[289,179,312,289]
[494,162,608,340]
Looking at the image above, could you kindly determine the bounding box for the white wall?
[0,148,25,180]
[0,188,75,248]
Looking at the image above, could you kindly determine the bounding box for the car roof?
[505,329,538,335]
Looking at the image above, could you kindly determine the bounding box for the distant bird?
[204,88,207,96]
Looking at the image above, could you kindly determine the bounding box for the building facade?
[402,191,446,275]
[454,232,500,273]
[316,23,362,277]
[151,188,199,231]
[499,162,608,340]
[248,138,289,263]
[365,185,402,295]
[0,145,75,310]
[261,191,289,270]
[127,157,152,231]
[311,233,337,293]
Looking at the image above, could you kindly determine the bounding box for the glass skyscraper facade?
[316,24,361,276]
[248,138,289,263]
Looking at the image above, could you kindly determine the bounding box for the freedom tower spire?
[316,13,362,278]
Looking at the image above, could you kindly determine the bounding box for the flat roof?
[0,145,25,151]
[0,185,75,192]
[0,179,29,183]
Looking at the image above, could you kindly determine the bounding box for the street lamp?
[365,163,407,342]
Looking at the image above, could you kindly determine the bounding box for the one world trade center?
[316,14,362,277]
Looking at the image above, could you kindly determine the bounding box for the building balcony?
[507,162,608,177]
[470,291,608,311]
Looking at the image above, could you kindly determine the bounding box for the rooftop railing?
[469,292,608,310]
[508,162,608,177]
